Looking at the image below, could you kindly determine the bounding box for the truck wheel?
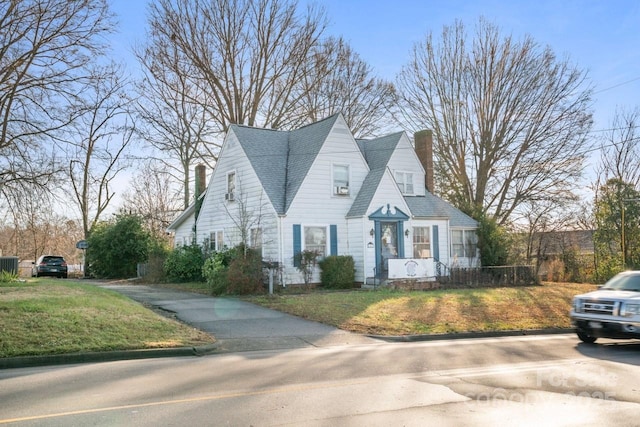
[577,330,597,344]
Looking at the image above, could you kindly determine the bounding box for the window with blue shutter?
[330,225,337,255]
[293,224,301,267]
[432,225,440,261]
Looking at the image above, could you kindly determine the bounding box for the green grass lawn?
[0,279,214,358]
[246,282,598,335]
[0,278,596,359]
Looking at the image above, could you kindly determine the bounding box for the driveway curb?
[0,344,219,370]
[369,328,574,342]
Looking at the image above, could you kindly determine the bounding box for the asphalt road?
[1,334,639,426]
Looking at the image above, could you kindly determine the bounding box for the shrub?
[475,213,509,267]
[294,249,319,286]
[0,270,19,283]
[202,251,228,295]
[319,255,355,289]
[164,244,205,283]
[87,214,150,278]
[227,247,263,295]
[203,244,263,295]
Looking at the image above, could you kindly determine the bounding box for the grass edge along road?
[1,279,596,358]
[0,279,214,359]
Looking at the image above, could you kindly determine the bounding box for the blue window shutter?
[330,225,338,256]
[293,224,301,267]
[397,222,404,258]
[433,225,440,261]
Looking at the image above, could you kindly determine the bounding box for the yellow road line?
[0,379,372,424]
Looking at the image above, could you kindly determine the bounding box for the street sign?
[76,240,89,250]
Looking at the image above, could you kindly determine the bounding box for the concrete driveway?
[99,283,380,353]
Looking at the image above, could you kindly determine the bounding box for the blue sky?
[110,0,640,175]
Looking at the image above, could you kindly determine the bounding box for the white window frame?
[332,163,350,196]
[302,225,329,256]
[394,171,414,195]
[210,230,225,251]
[412,226,431,258]
[226,170,236,201]
[451,229,477,258]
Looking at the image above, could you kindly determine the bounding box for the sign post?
[76,240,89,278]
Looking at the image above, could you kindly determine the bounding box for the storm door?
[380,221,398,273]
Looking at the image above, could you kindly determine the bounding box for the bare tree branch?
[0,0,114,204]
[397,18,593,224]
[66,63,135,238]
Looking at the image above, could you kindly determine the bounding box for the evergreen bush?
[319,255,356,289]
[163,244,205,282]
[203,244,263,295]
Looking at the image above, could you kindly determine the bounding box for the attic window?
[395,171,414,195]
[333,164,349,195]
[226,171,236,201]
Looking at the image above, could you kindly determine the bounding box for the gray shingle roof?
[404,193,478,227]
[347,133,404,217]
[230,125,289,213]
[347,168,385,218]
[285,115,339,212]
[356,132,403,170]
[231,114,339,215]
[230,115,476,229]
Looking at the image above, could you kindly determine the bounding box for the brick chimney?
[194,164,206,219]
[414,130,434,193]
[195,164,206,199]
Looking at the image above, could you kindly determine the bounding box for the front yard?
[0,279,595,358]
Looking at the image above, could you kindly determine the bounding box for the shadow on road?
[576,340,640,366]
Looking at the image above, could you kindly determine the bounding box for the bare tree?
[0,0,114,205]
[223,186,270,253]
[0,191,83,264]
[66,64,135,238]
[515,197,580,270]
[134,34,218,209]
[397,18,593,224]
[145,0,327,133]
[295,37,397,138]
[595,106,640,189]
[120,161,184,241]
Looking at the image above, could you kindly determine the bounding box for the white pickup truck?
[570,271,640,343]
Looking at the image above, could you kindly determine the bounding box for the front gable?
[387,133,427,197]
[195,127,279,249]
[284,114,370,217]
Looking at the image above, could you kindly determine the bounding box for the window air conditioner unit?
[225,192,235,201]
[336,186,349,195]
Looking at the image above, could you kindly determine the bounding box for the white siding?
[196,130,279,260]
[387,133,426,196]
[347,217,367,282]
[172,216,195,247]
[365,171,410,217]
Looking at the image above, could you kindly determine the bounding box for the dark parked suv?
[32,255,68,278]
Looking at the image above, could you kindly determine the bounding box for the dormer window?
[333,164,350,196]
[395,171,414,195]
[226,171,236,201]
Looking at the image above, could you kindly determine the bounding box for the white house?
[167,114,479,286]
